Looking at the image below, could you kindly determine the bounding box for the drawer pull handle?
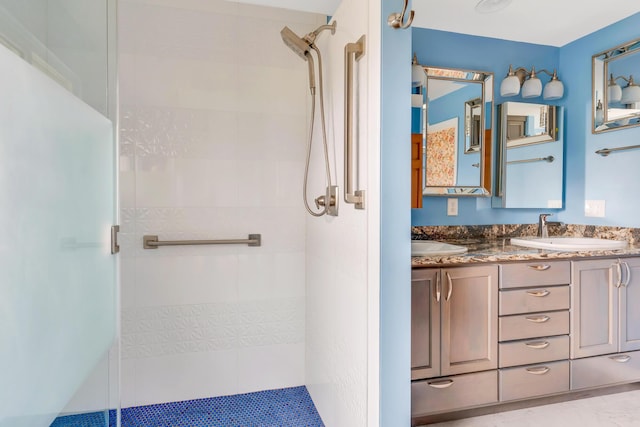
[526,315,550,323]
[445,272,453,302]
[427,379,454,389]
[610,355,631,363]
[526,366,550,375]
[528,264,551,271]
[526,289,550,297]
[525,341,550,349]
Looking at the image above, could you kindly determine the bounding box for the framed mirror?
[494,102,563,209]
[419,66,494,196]
[592,37,640,133]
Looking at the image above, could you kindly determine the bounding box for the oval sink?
[510,237,628,251]
[412,241,468,256]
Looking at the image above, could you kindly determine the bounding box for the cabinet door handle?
[528,264,551,271]
[525,315,550,323]
[615,262,623,288]
[445,272,453,301]
[526,289,550,297]
[624,262,631,287]
[435,273,441,302]
[609,355,631,363]
[427,379,454,389]
[525,341,550,349]
[526,366,550,375]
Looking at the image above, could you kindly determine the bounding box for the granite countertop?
[411,224,640,267]
[411,238,640,267]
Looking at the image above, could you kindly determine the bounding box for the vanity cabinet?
[570,258,640,389]
[498,261,571,401]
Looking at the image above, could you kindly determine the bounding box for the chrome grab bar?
[344,35,366,210]
[507,155,554,165]
[143,234,261,249]
[596,144,640,157]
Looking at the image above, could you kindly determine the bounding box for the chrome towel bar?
[143,234,261,249]
[595,144,640,156]
[507,155,554,165]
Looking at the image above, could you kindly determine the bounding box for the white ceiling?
[241,0,640,47]
[411,0,640,47]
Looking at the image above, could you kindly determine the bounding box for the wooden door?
[411,133,423,208]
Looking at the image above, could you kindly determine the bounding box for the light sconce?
[412,53,425,88]
[608,74,640,104]
[595,99,604,125]
[500,65,564,100]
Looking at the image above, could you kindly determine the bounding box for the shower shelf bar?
[507,155,555,165]
[595,144,640,156]
[143,234,261,249]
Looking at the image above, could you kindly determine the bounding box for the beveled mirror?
[592,37,640,133]
[419,66,493,196]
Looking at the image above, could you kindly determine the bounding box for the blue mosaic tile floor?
[51,386,324,427]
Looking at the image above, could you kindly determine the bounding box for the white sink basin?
[510,237,628,251]
[412,241,468,256]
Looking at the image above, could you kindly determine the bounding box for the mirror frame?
[592,37,640,133]
[421,66,494,197]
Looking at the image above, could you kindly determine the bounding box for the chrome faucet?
[538,213,562,238]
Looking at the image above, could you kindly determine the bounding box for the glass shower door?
[0,39,116,427]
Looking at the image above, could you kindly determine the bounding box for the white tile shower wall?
[304,0,380,424]
[118,0,325,407]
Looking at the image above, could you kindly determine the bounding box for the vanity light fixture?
[608,74,640,104]
[500,65,564,100]
[412,53,425,88]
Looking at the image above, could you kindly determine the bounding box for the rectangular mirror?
[494,102,563,209]
[418,66,493,196]
[592,37,640,133]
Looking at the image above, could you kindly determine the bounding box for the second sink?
[510,237,628,251]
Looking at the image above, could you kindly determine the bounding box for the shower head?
[280,26,311,61]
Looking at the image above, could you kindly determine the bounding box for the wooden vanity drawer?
[571,351,640,390]
[499,360,569,401]
[500,261,570,289]
[499,285,570,315]
[499,335,569,368]
[411,370,498,416]
[499,310,569,341]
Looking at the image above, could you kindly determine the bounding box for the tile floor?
[430,390,640,427]
[51,386,323,427]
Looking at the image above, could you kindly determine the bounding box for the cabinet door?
[620,258,640,352]
[441,265,498,376]
[411,269,440,379]
[571,260,619,358]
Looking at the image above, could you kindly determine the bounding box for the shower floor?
[51,386,324,427]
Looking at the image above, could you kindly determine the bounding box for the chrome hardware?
[528,264,551,271]
[344,35,366,210]
[624,261,631,287]
[526,315,550,323]
[387,0,414,30]
[596,144,640,156]
[427,379,454,389]
[610,354,631,363]
[526,366,550,375]
[314,186,339,216]
[111,225,120,254]
[537,214,562,238]
[143,234,261,249]
[507,155,554,165]
[435,273,441,303]
[525,341,550,349]
[615,262,623,288]
[526,289,550,297]
[445,272,453,301]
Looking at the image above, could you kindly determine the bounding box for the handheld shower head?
[280,26,310,60]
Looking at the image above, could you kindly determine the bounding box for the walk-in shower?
[280,21,338,217]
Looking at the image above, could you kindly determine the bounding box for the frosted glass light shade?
[412,63,425,88]
[521,77,542,98]
[500,75,520,97]
[608,83,622,103]
[621,84,640,104]
[543,79,564,100]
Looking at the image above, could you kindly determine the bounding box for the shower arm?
[343,35,366,210]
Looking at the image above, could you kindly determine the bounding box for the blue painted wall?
[380,0,411,424]
[561,12,640,227]
[411,14,640,227]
